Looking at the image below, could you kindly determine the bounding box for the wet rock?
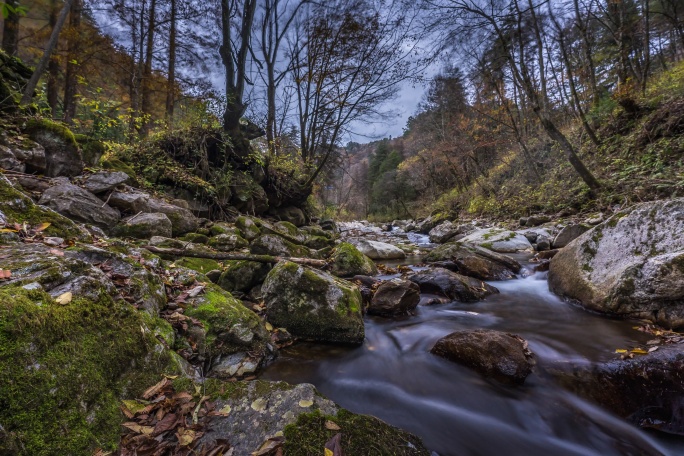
[112,212,173,239]
[368,278,420,316]
[536,235,552,251]
[352,239,406,260]
[81,170,130,194]
[425,242,521,281]
[409,268,498,302]
[250,234,313,258]
[217,260,271,293]
[552,224,590,249]
[329,242,378,277]
[460,228,533,253]
[262,261,364,344]
[196,380,430,455]
[548,343,684,434]
[431,329,534,384]
[428,221,474,244]
[549,199,684,328]
[24,119,83,177]
[534,249,559,260]
[38,182,120,230]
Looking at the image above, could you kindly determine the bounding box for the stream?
[261,229,684,455]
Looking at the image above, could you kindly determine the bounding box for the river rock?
[250,234,312,258]
[536,235,552,251]
[431,329,534,384]
[428,221,475,244]
[236,216,262,241]
[217,260,271,293]
[416,214,449,234]
[369,278,420,316]
[352,239,406,260]
[262,261,364,344]
[548,199,684,328]
[329,242,378,277]
[112,212,173,239]
[196,380,430,455]
[409,268,499,302]
[81,170,130,194]
[552,224,590,249]
[459,228,533,253]
[208,233,249,252]
[425,242,521,281]
[549,343,684,434]
[38,182,120,231]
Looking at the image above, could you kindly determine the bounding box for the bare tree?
[63,0,83,123]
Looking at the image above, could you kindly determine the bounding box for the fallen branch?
[142,245,328,268]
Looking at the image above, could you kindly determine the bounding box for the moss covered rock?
[236,216,261,241]
[329,242,378,277]
[0,286,181,455]
[262,261,364,344]
[175,257,221,274]
[459,228,533,253]
[0,176,88,241]
[112,212,173,239]
[250,234,313,258]
[24,118,84,177]
[424,242,521,281]
[183,283,272,378]
[217,260,271,293]
[208,233,249,252]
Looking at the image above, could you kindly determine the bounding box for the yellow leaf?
[55,292,73,305]
[121,400,147,415]
[631,348,648,355]
[325,449,334,456]
[0,228,18,233]
[219,404,232,415]
[615,349,628,353]
[122,422,154,435]
[177,429,196,446]
[265,322,273,331]
[35,222,51,232]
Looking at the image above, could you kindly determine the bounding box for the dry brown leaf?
[324,433,343,456]
[122,422,154,435]
[325,420,341,431]
[142,377,170,400]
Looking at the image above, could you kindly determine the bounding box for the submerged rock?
[431,329,534,384]
[262,261,364,344]
[369,278,420,316]
[549,198,684,329]
[409,268,498,302]
[424,242,521,280]
[329,242,378,277]
[352,239,406,260]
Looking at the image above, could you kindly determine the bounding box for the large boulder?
[236,216,261,241]
[262,261,364,344]
[24,119,84,177]
[38,182,120,230]
[80,170,130,194]
[196,380,430,455]
[409,268,498,302]
[552,224,590,249]
[548,199,684,329]
[431,329,534,384]
[329,242,378,277]
[459,228,533,253]
[250,234,312,258]
[0,176,87,240]
[217,260,271,293]
[352,239,406,260]
[112,212,173,239]
[424,242,521,281]
[270,205,306,227]
[208,233,249,252]
[428,221,474,244]
[549,343,684,434]
[368,278,420,316]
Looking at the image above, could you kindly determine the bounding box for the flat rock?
[81,171,131,194]
[112,212,173,239]
[352,239,406,260]
[38,182,120,230]
[459,228,533,253]
[409,268,498,302]
[425,242,521,280]
[431,329,534,384]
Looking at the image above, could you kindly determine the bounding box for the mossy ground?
[283,410,429,456]
[0,286,178,455]
[175,257,221,273]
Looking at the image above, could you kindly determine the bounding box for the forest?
[1,0,684,455]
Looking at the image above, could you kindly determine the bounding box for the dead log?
[142,245,328,268]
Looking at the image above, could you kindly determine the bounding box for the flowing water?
[261,235,684,455]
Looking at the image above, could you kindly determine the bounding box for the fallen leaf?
[0,269,11,279]
[176,428,196,446]
[142,377,170,400]
[122,422,154,435]
[325,420,341,431]
[324,433,343,456]
[648,346,659,353]
[55,292,73,305]
[615,349,628,354]
[265,322,273,331]
[35,222,51,232]
[219,404,232,415]
[631,348,649,355]
[252,436,284,455]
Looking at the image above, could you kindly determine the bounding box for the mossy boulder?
[180,232,209,244]
[250,234,313,258]
[270,205,306,227]
[183,283,272,378]
[329,242,378,278]
[236,216,261,241]
[424,242,521,281]
[0,176,88,241]
[549,198,684,329]
[217,260,271,293]
[262,261,364,344]
[24,118,84,177]
[459,228,533,253]
[0,285,182,455]
[208,233,249,252]
[112,212,173,239]
[75,136,107,167]
[192,380,429,456]
[175,257,221,274]
[101,158,139,185]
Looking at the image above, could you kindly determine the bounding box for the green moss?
[217,260,270,293]
[283,409,429,456]
[24,118,77,148]
[175,257,221,274]
[101,158,138,181]
[329,242,377,277]
[0,286,179,455]
[0,178,87,241]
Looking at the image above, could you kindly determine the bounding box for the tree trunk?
[165,0,177,128]
[140,0,157,136]
[1,0,20,55]
[573,0,600,107]
[20,0,74,106]
[63,0,82,124]
[47,0,60,118]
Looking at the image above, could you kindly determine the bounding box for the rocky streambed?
[2,161,684,455]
